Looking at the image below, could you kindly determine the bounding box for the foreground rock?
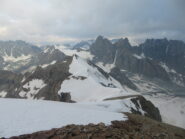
[6,113,185,139]
[104,95,162,122]
[131,96,162,122]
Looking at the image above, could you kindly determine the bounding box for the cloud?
[0,0,184,44]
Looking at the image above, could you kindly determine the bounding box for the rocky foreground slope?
[6,113,185,139]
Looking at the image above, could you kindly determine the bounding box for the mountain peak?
[43,46,56,54]
[94,35,112,46]
[90,36,115,64]
[96,35,104,41]
[114,37,131,48]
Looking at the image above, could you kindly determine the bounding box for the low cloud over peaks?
[0,0,184,44]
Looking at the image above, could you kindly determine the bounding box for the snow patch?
[95,51,117,73]
[21,66,37,74]
[43,47,55,54]
[133,54,145,59]
[160,62,176,74]
[3,54,32,62]
[21,77,26,83]
[41,60,57,68]
[0,91,7,97]
[19,79,46,99]
[96,62,115,73]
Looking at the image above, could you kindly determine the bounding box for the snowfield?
[60,77,123,102]
[145,94,185,129]
[59,56,131,102]
[0,98,127,138]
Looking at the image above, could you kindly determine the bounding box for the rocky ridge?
[90,36,185,92]
[6,113,185,139]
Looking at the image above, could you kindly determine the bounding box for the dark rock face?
[8,113,185,139]
[113,38,171,81]
[60,93,71,102]
[115,49,170,81]
[90,36,116,64]
[104,95,162,122]
[0,56,4,68]
[59,93,75,103]
[131,96,162,122]
[114,38,132,49]
[16,46,67,73]
[138,39,185,75]
[110,67,137,90]
[89,36,185,85]
[87,60,110,79]
[0,40,41,58]
[0,56,72,101]
[0,70,23,98]
[35,46,66,64]
[24,57,72,101]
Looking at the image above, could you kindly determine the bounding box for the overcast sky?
[0,0,184,44]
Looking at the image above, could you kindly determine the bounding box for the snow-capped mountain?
[0,40,41,71]
[64,40,94,51]
[0,53,161,124]
[53,36,185,128]
[72,40,93,50]
[58,55,130,102]
[0,36,185,133]
[88,36,185,128]
[0,54,138,102]
[90,36,185,89]
[0,41,67,73]
[0,40,41,58]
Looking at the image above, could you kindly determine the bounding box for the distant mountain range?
[1,37,185,94]
[91,36,185,90]
[0,37,185,128]
[0,41,66,72]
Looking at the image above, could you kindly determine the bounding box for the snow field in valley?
[0,98,127,138]
[59,56,131,102]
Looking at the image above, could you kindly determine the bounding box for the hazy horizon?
[0,0,185,45]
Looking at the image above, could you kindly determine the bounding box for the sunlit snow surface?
[59,56,131,102]
[0,98,127,138]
